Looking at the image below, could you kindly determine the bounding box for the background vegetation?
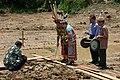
[0,0,120,13]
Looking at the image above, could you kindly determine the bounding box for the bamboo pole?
[49,1,56,18]
[53,1,58,19]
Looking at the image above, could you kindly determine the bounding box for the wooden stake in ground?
[19,30,25,46]
[22,30,25,46]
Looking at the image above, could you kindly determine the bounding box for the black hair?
[90,15,96,20]
[15,41,23,46]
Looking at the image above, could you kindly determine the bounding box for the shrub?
[58,0,87,13]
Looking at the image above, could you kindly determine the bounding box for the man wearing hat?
[85,15,100,65]
[3,41,27,71]
[60,20,77,65]
[97,17,108,69]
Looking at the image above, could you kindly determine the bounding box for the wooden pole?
[22,30,24,46]
[49,1,56,17]
[53,1,58,19]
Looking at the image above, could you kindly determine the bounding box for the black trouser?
[99,49,106,67]
[90,47,98,63]
[64,44,68,55]
[89,35,99,63]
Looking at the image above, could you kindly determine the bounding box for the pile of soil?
[0,60,92,80]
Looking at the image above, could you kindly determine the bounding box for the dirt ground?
[0,4,120,79]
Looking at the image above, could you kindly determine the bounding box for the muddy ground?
[0,4,120,79]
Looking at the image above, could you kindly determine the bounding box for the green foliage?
[0,0,87,13]
[0,0,42,13]
[115,0,120,3]
[58,0,87,13]
[0,0,61,13]
[0,0,119,13]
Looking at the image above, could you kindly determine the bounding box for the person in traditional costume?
[3,41,27,71]
[53,19,68,63]
[60,20,77,65]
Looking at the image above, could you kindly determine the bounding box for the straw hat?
[97,17,105,21]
